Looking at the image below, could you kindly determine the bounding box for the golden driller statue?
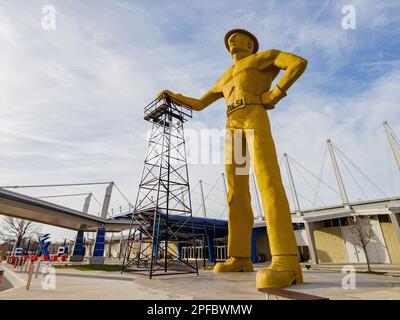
[158,29,307,288]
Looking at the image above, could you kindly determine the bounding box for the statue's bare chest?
[220,56,275,98]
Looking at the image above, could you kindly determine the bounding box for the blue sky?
[0,0,399,241]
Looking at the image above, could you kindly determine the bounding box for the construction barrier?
[20,257,25,271]
[26,263,34,291]
[22,256,29,269]
[13,257,19,268]
[7,256,15,264]
[35,259,43,279]
[27,260,35,273]
[6,254,62,273]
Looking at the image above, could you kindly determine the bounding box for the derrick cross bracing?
[122,94,199,278]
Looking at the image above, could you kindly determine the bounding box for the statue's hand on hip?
[260,86,286,110]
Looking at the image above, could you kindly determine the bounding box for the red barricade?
[27,261,35,273]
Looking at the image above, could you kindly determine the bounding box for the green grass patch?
[54,264,122,272]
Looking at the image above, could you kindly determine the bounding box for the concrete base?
[69,255,84,262]
[89,256,104,265]
[1,263,400,299]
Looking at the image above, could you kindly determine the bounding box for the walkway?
[1,262,400,300]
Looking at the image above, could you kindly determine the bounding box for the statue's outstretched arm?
[157,83,223,112]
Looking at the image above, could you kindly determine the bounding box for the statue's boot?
[256,255,303,288]
[213,257,254,273]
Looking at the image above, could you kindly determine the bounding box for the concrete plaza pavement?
[1,261,400,300]
[0,276,13,292]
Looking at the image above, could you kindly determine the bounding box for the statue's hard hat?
[224,28,259,54]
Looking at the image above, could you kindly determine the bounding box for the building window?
[292,223,306,230]
[378,214,391,223]
[339,217,349,226]
[323,218,348,228]
[324,220,332,228]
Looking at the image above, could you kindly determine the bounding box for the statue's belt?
[226,96,266,115]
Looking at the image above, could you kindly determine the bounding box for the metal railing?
[144,94,193,123]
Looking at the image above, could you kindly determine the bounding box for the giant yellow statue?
[158,29,307,288]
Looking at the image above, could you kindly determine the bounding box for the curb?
[0,263,27,291]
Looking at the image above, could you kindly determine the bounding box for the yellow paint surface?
[314,227,347,263]
[380,223,400,264]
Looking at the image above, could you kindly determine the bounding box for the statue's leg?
[245,105,303,287]
[213,125,254,272]
[226,128,254,258]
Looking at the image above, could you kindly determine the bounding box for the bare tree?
[0,243,8,259]
[348,216,373,273]
[0,217,42,248]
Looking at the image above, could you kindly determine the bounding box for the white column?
[221,173,228,196]
[383,121,400,171]
[304,221,318,264]
[82,193,92,214]
[199,180,207,218]
[101,182,114,219]
[389,211,400,241]
[327,139,350,209]
[251,171,263,219]
[283,153,302,216]
[221,173,228,218]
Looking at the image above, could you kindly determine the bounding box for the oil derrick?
[122,94,198,278]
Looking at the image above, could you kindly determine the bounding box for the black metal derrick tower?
[122,94,198,278]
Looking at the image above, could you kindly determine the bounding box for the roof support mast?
[327,139,350,209]
[383,121,400,171]
[283,153,302,216]
[199,180,207,219]
[326,139,350,209]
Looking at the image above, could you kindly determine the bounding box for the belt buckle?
[227,99,245,115]
[235,98,244,106]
